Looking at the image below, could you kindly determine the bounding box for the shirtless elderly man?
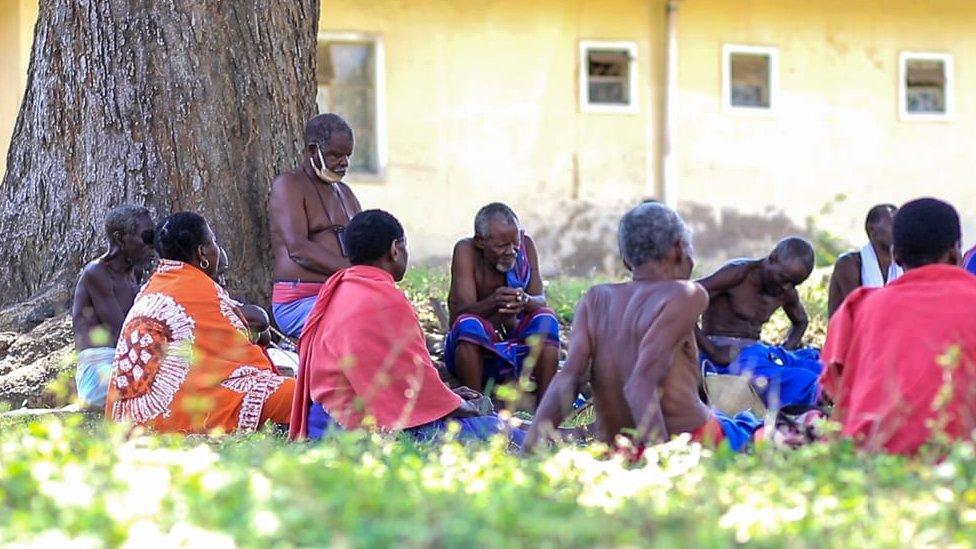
[269,114,363,338]
[526,203,761,451]
[446,203,560,404]
[72,205,155,409]
[695,237,822,408]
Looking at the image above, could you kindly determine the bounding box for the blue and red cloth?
[445,309,560,382]
[306,402,525,446]
[701,343,822,409]
[445,234,560,383]
[272,281,323,338]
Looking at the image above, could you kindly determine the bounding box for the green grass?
[3,415,976,546]
[4,270,975,546]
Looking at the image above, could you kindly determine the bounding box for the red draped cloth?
[289,265,461,440]
[821,264,976,454]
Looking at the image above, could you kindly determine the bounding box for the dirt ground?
[0,315,76,410]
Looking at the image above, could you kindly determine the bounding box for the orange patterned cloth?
[105,259,294,434]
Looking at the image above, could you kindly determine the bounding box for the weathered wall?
[675,0,976,249]
[320,0,666,260]
[0,0,37,178]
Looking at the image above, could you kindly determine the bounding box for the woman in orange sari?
[105,212,294,434]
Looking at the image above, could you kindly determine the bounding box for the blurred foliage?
[3,414,976,546]
[10,262,968,547]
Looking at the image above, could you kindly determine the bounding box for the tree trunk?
[0,0,319,331]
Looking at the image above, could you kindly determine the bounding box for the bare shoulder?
[664,280,708,305]
[834,252,860,269]
[79,260,110,284]
[452,238,476,258]
[270,168,305,195]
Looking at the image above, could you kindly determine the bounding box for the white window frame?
[899,51,953,122]
[579,40,639,115]
[722,44,779,115]
[317,31,388,181]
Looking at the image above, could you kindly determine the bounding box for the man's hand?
[493,286,525,316]
[449,399,483,418]
[452,386,482,400]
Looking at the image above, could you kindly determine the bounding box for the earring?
[200,257,211,270]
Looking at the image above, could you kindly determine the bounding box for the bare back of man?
[526,278,710,448]
[269,165,361,283]
[583,282,710,441]
[72,261,142,350]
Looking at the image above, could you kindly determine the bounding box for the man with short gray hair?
[71,204,155,409]
[446,202,559,405]
[526,202,762,452]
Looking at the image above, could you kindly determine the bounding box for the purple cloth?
[445,308,560,383]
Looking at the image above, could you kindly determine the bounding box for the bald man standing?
[269,114,363,338]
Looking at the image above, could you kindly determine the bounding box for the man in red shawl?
[290,209,523,445]
[821,198,976,454]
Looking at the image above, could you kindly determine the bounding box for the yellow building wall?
[675,0,976,248]
[0,0,36,178]
[321,0,666,259]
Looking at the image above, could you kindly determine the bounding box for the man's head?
[305,114,354,183]
[763,237,815,296]
[618,202,694,279]
[865,204,897,249]
[473,203,522,274]
[343,209,408,281]
[893,198,962,270]
[105,204,154,264]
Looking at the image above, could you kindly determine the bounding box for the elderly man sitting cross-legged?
[290,210,523,445]
[525,203,763,453]
[445,203,560,405]
[72,204,155,409]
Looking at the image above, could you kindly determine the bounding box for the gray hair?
[618,202,691,267]
[474,202,519,237]
[104,204,150,243]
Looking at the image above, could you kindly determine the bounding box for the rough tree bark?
[0,0,319,331]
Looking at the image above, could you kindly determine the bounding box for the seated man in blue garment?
[446,203,559,404]
[695,238,822,409]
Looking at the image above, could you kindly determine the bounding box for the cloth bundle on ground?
[76,347,116,408]
[290,265,519,444]
[702,341,822,409]
[272,281,324,338]
[690,409,764,452]
[444,236,560,382]
[821,264,976,454]
[105,259,294,434]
